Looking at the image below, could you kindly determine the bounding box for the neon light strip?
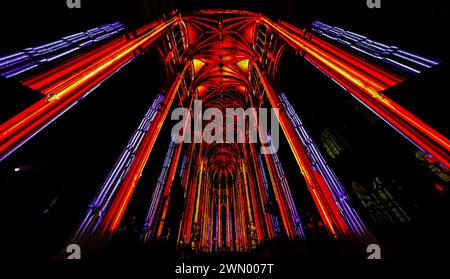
[0,22,126,78]
[310,21,440,74]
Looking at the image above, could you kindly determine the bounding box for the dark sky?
[1,0,449,58]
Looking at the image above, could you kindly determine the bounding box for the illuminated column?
[179,142,206,250]
[243,150,265,242]
[192,159,205,250]
[260,134,305,240]
[258,153,281,236]
[241,142,270,243]
[249,143,276,239]
[254,63,350,238]
[155,141,183,240]
[310,21,440,74]
[100,62,189,234]
[0,17,178,161]
[225,178,232,250]
[262,17,450,169]
[208,177,215,252]
[244,90,300,240]
[231,184,241,251]
[200,170,213,251]
[141,140,178,242]
[217,174,222,250]
[0,22,126,78]
[178,144,202,245]
[74,93,164,241]
[236,167,249,250]
[240,162,251,232]
[278,92,370,240]
[275,19,402,87]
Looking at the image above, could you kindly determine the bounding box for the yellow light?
[192,59,206,74]
[236,59,249,72]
